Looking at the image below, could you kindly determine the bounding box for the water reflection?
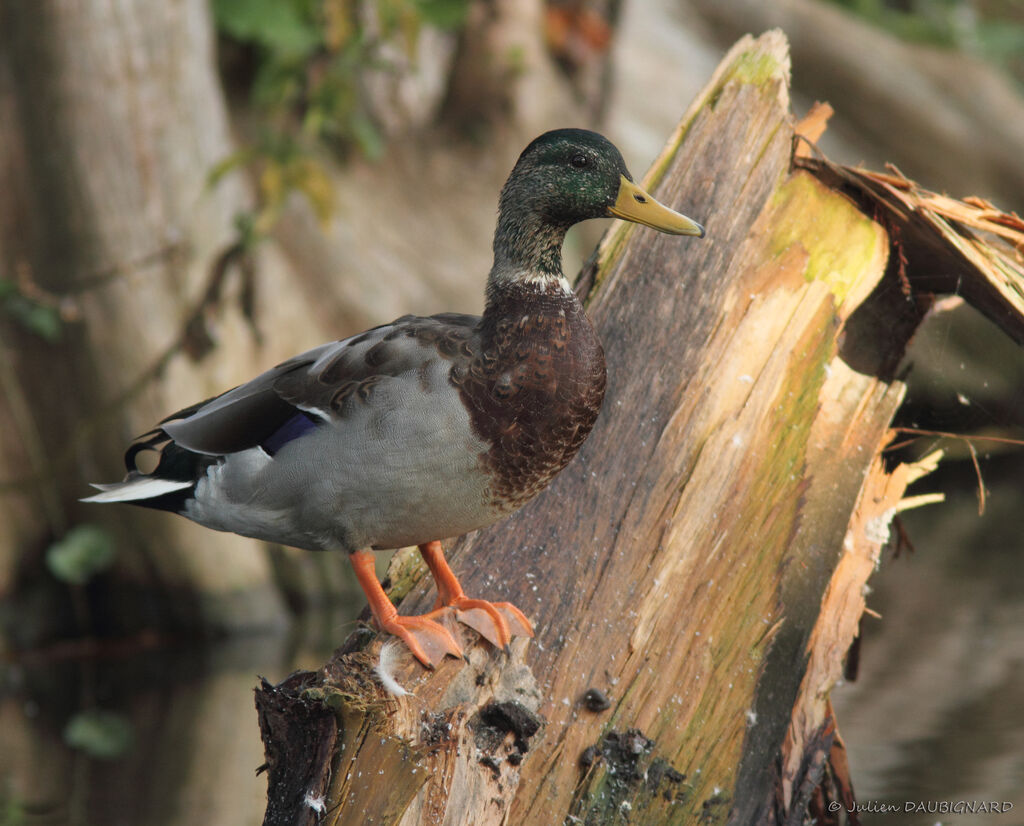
[0,611,355,826]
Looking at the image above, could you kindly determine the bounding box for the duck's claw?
[444,597,534,650]
[492,601,534,639]
[376,613,464,669]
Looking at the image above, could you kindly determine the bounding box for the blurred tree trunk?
[253,31,1024,826]
[0,0,298,645]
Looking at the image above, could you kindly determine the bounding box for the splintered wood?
[796,153,1024,345]
[779,443,943,814]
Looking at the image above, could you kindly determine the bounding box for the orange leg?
[349,549,462,668]
[418,540,534,650]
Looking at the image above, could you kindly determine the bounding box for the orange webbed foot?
[443,597,534,650]
[350,548,464,669]
[418,540,534,651]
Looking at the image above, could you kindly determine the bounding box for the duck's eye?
[570,154,589,169]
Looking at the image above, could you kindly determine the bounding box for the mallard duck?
[85,129,704,667]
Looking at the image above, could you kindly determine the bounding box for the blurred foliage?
[0,278,62,342]
[45,524,116,586]
[63,709,134,759]
[210,0,470,243]
[824,0,1024,84]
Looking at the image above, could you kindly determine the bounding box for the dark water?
[0,614,352,826]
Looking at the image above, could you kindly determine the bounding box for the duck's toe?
[443,597,534,651]
[492,601,534,639]
[378,614,464,669]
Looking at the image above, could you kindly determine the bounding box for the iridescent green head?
[492,129,704,279]
[502,128,704,235]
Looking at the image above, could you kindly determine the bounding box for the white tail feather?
[81,477,192,503]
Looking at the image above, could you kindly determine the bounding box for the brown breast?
[454,282,607,511]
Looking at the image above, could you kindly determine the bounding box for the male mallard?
[85,129,704,667]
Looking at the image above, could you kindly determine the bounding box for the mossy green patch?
[729,49,785,87]
[383,545,428,604]
[706,47,786,111]
[767,172,884,304]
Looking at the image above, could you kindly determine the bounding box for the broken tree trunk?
[255,31,1024,826]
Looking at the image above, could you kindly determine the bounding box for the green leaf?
[2,295,62,342]
[206,148,257,188]
[975,20,1024,63]
[249,55,306,110]
[45,524,116,586]
[212,0,320,55]
[349,113,385,159]
[63,710,133,759]
[412,0,470,30]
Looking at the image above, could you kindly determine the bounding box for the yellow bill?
[608,176,705,237]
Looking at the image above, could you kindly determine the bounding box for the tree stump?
[255,31,1024,826]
